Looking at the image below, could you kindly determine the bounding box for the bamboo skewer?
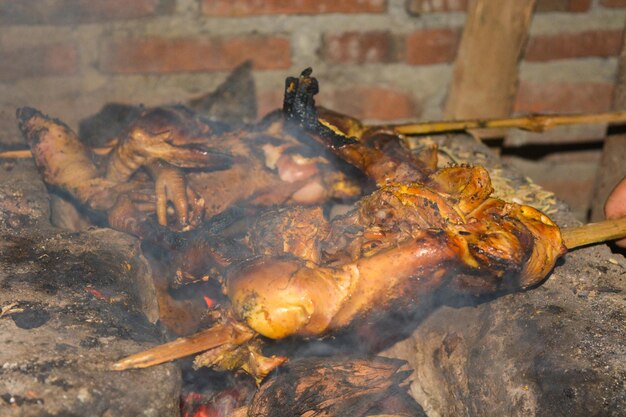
[0,149,39,159]
[111,321,254,371]
[3,111,626,160]
[376,110,626,136]
[110,219,626,372]
[0,144,114,159]
[561,217,626,249]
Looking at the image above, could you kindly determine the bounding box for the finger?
[605,175,626,218]
[604,176,626,248]
[614,238,626,248]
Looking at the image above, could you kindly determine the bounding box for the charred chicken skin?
[18,69,566,382]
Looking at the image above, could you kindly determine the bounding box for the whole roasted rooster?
[17,69,566,382]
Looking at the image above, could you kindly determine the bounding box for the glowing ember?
[85,286,109,301]
[203,295,215,309]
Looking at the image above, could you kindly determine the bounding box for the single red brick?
[201,0,386,16]
[101,36,291,74]
[525,30,624,61]
[0,43,77,81]
[600,0,626,7]
[319,86,420,121]
[0,0,160,25]
[405,28,460,65]
[514,81,614,114]
[535,0,592,12]
[406,0,468,14]
[321,31,397,65]
[567,0,593,11]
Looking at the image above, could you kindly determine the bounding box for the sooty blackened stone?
[0,161,179,417]
[10,304,50,329]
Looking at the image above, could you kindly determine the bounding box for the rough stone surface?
[0,160,181,417]
[383,135,626,417]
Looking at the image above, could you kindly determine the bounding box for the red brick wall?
[0,0,624,145]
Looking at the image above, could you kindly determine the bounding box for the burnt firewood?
[246,356,425,417]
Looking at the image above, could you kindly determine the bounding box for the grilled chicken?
[18,69,565,383]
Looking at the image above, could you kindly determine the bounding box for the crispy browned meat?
[17,107,153,214]
[223,70,565,356]
[105,105,232,183]
[20,69,566,383]
[248,206,330,264]
[228,176,564,340]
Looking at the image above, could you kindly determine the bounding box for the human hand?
[604,174,626,248]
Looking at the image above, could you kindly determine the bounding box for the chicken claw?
[105,106,234,183]
[147,161,205,228]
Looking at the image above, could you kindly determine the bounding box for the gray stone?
[0,160,181,417]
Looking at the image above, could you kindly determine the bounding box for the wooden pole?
[0,145,113,159]
[384,111,626,136]
[111,321,253,371]
[444,0,536,122]
[4,111,625,161]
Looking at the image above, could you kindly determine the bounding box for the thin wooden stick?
[3,111,626,160]
[377,111,626,136]
[0,145,113,159]
[0,149,37,159]
[111,321,254,371]
[562,217,626,249]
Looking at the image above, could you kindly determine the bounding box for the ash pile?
[0,63,624,417]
